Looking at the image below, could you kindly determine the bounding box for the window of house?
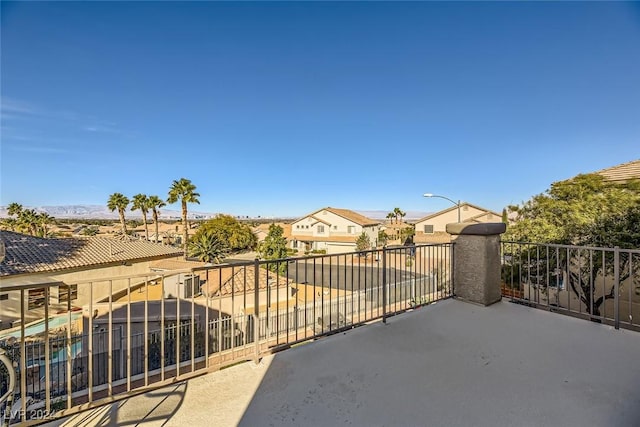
[292,240,298,248]
[348,226,355,234]
[333,226,337,230]
[306,225,309,229]
[317,225,325,233]
[28,288,46,310]
[0,294,8,301]
[423,225,434,234]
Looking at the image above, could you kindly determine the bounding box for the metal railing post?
[254,258,260,364]
[382,246,387,323]
[614,246,620,330]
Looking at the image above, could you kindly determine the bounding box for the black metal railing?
[501,241,640,331]
[0,243,453,423]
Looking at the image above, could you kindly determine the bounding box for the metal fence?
[501,241,640,331]
[0,243,453,423]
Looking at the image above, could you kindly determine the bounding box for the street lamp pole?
[423,193,461,223]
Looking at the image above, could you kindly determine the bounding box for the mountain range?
[0,205,431,221]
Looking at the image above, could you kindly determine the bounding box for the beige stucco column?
[446,222,506,306]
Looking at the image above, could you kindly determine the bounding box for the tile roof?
[324,207,380,226]
[294,207,379,227]
[414,203,501,223]
[202,265,291,297]
[596,159,640,183]
[0,231,183,276]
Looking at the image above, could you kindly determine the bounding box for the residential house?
[290,208,381,254]
[0,231,183,328]
[252,223,292,243]
[380,221,415,245]
[413,203,501,244]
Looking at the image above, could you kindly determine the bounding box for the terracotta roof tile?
[1,231,182,276]
[202,265,291,297]
[596,159,640,183]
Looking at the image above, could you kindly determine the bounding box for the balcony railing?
[501,241,640,332]
[0,243,453,424]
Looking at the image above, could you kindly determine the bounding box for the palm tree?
[386,212,395,225]
[107,193,130,235]
[131,194,150,240]
[37,212,55,237]
[7,202,23,217]
[19,209,39,236]
[167,178,200,259]
[188,231,229,263]
[147,195,166,243]
[393,207,402,224]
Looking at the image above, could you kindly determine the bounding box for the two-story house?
[413,203,501,244]
[290,207,381,254]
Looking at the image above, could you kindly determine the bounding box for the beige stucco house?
[413,203,501,244]
[0,231,183,329]
[290,207,381,254]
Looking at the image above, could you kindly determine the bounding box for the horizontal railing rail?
[0,243,453,424]
[501,241,640,332]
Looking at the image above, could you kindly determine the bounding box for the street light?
[423,193,461,223]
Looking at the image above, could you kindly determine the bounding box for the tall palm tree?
[386,212,395,225]
[393,207,402,224]
[37,212,55,237]
[167,178,200,259]
[148,195,166,243]
[107,193,130,235]
[7,202,23,217]
[131,194,150,240]
[19,209,39,236]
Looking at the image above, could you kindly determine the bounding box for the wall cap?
[446,222,507,236]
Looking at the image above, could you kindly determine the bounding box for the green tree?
[18,209,39,236]
[393,207,405,224]
[259,224,288,273]
[505,174,640,244]
[167,178,200,259]
[7,203,23,217]
[36,212,55,237]
[188,230,229,263]
[147,195,166,243]
[194,214,257,252]
[356,232,371,253]
[386,212,395,224]
[504,174,640,318]
[131,194,150,240]
[502,208,508,224]
[107,193,130,235]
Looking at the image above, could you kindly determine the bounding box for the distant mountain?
[0,205,219,220]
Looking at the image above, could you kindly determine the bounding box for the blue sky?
[2,2,639,217]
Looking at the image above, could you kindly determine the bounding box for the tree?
[502,208,508,224]
[18,209,39,236]
[386,212,395,224]
[503,174,640,318]
[131,194,150,240]
[188,230,229,263]
[107,193,130,235]
[193,214,257,252]
[147,195,166,243]
[36,212,55,237]
[7,203,23,217]
[393,207,406,224]
[356,232,371,253]
[259,224,289,273]
[167,178,200,259]
[505,174,640,244]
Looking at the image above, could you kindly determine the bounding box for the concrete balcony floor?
[48,299,640,427]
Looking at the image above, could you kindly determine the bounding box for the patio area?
[47,298,640,427]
